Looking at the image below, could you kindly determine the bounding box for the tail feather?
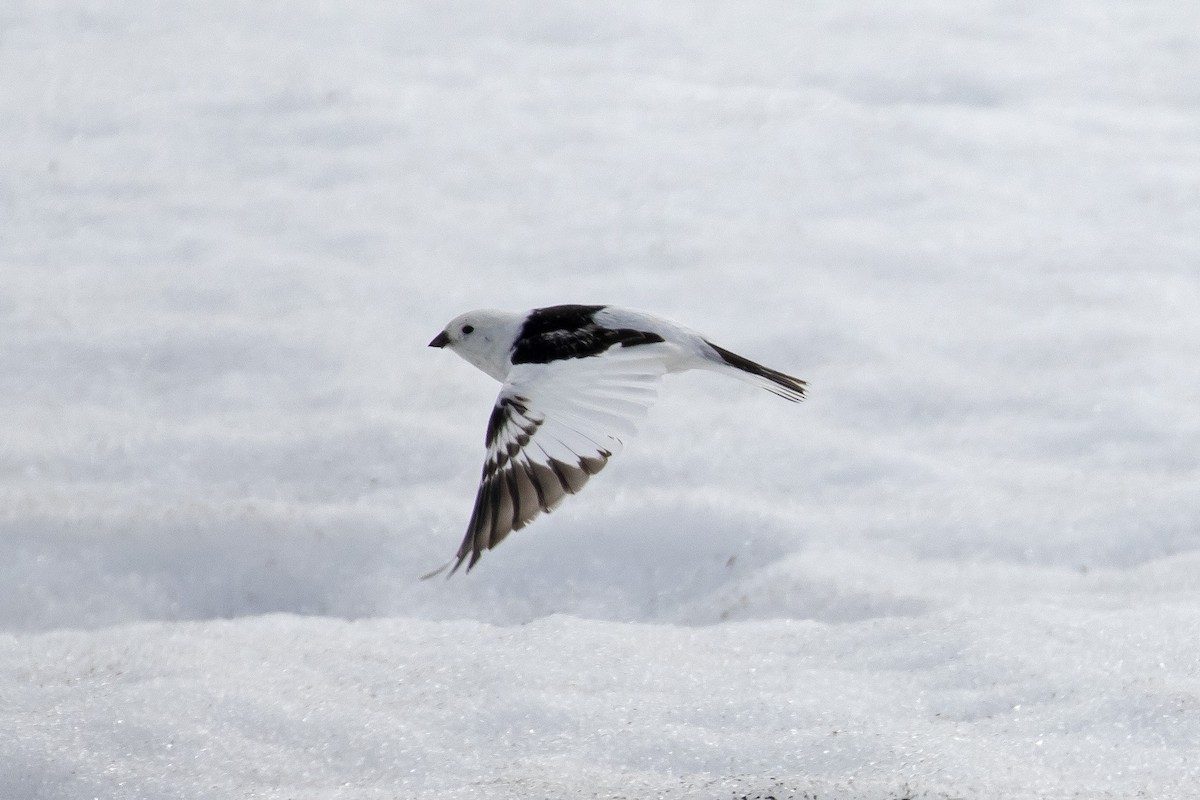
[704,340,806,402]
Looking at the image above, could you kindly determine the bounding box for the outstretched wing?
[447,345,668,574]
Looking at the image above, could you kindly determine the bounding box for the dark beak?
[428,330,450,348]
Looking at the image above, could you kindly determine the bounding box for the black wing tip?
[439,452,610,576]
[419,560,453,581]
[440,538,480,578]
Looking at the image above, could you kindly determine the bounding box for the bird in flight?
[424,304,806,577]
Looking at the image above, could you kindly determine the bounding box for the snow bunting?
[425,304,806,576]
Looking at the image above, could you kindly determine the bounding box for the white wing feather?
[444,345,667,574]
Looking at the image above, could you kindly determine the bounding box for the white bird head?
[429,309,523,382]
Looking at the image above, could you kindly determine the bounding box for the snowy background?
[3,1,1200,797]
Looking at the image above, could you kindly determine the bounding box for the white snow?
[3,1,1200,798]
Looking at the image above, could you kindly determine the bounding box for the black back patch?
[511,304,664,365]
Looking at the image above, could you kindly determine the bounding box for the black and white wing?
[445,345,668,574]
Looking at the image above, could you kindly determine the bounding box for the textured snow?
[3,1,1200,798]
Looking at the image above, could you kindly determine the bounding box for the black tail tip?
[706,340,806,402]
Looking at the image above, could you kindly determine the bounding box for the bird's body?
[426,304,805,576]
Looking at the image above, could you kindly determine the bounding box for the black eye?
[462,325,474,335]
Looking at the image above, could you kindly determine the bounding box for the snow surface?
[3,1,1200,798]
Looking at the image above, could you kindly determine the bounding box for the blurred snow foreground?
[3,1,1200,798]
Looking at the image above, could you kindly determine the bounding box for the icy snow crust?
[3,1,1200,798]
